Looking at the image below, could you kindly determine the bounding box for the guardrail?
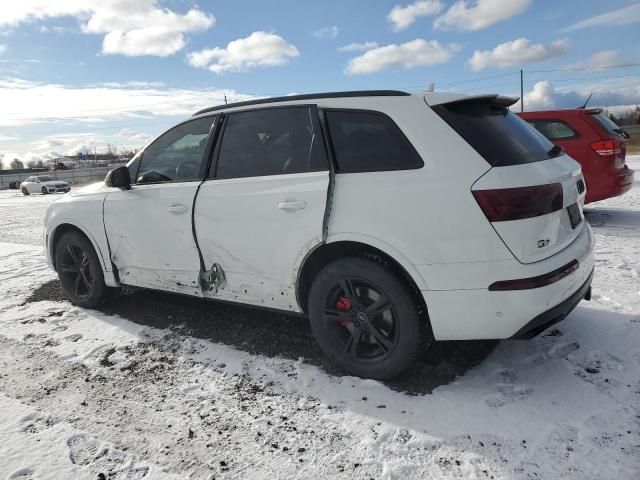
[0,166,111,190]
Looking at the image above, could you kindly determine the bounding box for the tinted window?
[433,100,557,167]
[529,120,578,140]
[136,117,214,184]
[38,176,54,182]
[214,107,327,179]
[325,110,423,173]
[591,112,626,137]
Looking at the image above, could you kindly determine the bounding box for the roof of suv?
[193,90,411,116]
[192,90,519,116]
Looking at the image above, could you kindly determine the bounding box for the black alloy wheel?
[54,231,113,308]
[58,243,95,300]
[308,257,430,379]
[322,277,399,362]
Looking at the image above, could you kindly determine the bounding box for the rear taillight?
[473,183,563,222]
[590,139,625,159]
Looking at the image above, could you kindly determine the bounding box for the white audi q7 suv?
[44,90,594,379]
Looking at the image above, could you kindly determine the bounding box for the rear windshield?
[433,100,558,167]
[590,112,626,138]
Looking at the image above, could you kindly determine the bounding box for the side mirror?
[105,165,131,189]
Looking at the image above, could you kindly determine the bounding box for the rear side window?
[214,106,328,179]
[324,110,423,173]
[433,100,557,167]
[590,112,626,138]
[528,120,578,140]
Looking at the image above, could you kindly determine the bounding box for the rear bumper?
[586,166,634,203]
[421,224,595,340]
[510,268,593,339]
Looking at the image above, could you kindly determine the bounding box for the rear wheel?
[41,186,48,194]
[308,257,429,379]
[21,187,29,196]
[54,231,111,308]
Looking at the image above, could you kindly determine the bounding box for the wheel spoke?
[343,328,362,358]
[339,278,357,300]
[66,245,80,265]
[73,274,82,295]
[59,263,78,273]
[80,272,92,291]
[365,294,391,317]
[323,308,352,323]
[368,323,394,352]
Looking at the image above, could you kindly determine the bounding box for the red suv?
[519,108,634,204]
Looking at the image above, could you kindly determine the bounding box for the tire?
[308,257,430,380]
[22,187,29,196]
[54,231,112,308]
[41,186,48,194]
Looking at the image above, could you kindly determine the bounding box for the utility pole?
[520,69,524,112]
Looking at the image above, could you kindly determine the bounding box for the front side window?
[528,120,578,140]
[135,117,215,184]
[324,110,424,173]
[38,176,54,182]
[213,106,327,179]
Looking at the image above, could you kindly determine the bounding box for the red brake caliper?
[336,296,352,325]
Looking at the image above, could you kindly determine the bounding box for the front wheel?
[54,231,112,308]
[21,187,29,195]
[308,257,430,380]
[41,186,48,194]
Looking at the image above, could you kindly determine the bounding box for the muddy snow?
[1,158,639,479]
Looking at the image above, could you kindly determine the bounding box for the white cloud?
[387,1,443,31]
[468,38,570,71]
[337,42,379,53]
[345,39,460,75]
[512,78,640,112]
[0,1,214,56]
[568,50,625,70]
[564,3,640,31]
[435,0,530,31]
[0,77,255,127]
[312,26,339,39]
[0,44,6,54]
[187,31,299,74]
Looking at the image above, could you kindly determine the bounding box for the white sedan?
[21,175,70,195]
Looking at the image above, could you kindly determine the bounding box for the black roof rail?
[193,90,411,116]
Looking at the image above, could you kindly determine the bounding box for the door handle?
[278,201,307,211]
[168,204,188,214]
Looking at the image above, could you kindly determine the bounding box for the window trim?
[131,115,218,186]
[320,107,425,174]
[527,118,581,141]
[208,104,330,180]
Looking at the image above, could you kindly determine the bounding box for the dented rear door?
[194,105,330,311]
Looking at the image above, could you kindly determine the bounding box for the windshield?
[37,176,55,182]
[433,99,558,167]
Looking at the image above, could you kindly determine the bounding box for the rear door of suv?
[193,105,330,310]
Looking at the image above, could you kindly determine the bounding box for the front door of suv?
[103,116,217,296]
[194,105,330,310]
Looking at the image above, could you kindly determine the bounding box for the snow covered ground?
[1,158,639,479]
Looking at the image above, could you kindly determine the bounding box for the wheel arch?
[49,222,117,286]
[296,236,430,327]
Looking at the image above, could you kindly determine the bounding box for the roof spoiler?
[425,93,519,107]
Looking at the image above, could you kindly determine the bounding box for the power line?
[526,62,640,73]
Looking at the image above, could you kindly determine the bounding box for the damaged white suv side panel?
[44,90,595,380]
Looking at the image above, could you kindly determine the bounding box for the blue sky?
[0,0,639,165]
